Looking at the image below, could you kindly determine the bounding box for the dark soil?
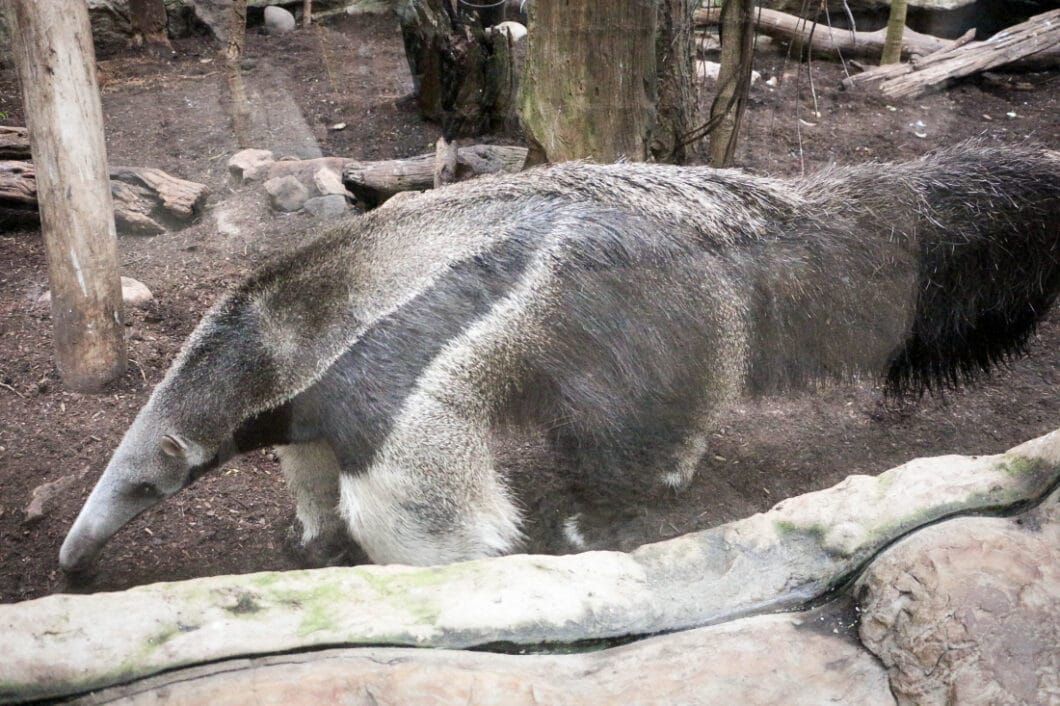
[0,15,1057,603]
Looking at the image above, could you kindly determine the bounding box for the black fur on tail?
[884,143,1060,394]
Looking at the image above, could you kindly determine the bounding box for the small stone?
[304,195,349,219]
[228,149,276,185]
[120,277,154,308]
[492,21,527,42]
[264,6,296,34]
[25,471,87,524]
[330,122,347,131]
[37,277,153,309]
[265,175,310,212]
[312,167,347,197]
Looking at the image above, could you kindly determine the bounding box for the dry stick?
[222,0,251,149]
[844,8,1060,97]
[303,0,312,28]
[880,0,909,65]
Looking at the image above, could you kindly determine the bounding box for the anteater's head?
[58,395,231,575]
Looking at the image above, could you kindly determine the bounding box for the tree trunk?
[519,0,698,165]
[0,126,31,159]
[6,0,127,391]
[881,0,909,65]
[128,0,172,50]
[221,0,251,148]
[708,0,755,168]
[653,0,700,163]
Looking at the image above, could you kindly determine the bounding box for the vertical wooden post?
[6,0,127,391]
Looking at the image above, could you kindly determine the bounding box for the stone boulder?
[228,148,276,185]
[264,174,309,212]
[856,490,1060,706]
[263,5,296,34]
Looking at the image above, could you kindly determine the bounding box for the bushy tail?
[882,143,1060,393]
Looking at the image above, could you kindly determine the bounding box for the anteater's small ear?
[160,434,188,459]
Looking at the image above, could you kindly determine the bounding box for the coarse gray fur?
[59,142,1060,571]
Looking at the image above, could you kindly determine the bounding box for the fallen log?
[0,160,36,209]
[693,6,952,60]
[843,9,1060,97]
[342,144,527,208]
[0,161,208,234]
[0,126,31,160]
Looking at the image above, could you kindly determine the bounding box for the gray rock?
[856,489,1060,706]
[304,194,348,219]
[119,277,155,307]
[25,470,89,525]
[265,175,309,212]
[264,5,296,34]
[37,277,153,309]
[312,167,347,196]
[228,148,276,185]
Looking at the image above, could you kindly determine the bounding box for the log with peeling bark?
[693,6,952,60]
[0,160,37,210]
[0,127,31,160]
[343,144,528,208]
[842,9,1060,98]
[0,161,208,234]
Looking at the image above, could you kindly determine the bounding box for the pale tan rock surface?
[72,608,894,706]
[856,488,1060,706]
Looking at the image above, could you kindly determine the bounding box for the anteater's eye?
[130,482,161,500]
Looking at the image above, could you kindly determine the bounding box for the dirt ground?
[0,14,1057,603]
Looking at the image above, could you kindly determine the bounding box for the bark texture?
[395,0,521,136]
[128,0,172,49]
[519,0,658,163]
[707,0,755,167]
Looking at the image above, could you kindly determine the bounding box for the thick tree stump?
[395,0,522,136]
[342,144,527,207]
[0,160,207,235]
